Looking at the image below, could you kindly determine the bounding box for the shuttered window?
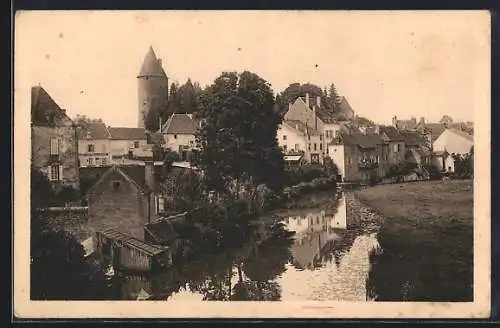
[49,165,62,181]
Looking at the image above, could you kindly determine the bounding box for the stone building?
[31,85,80,191]
[86,162,162,239]
[137,46,169,130]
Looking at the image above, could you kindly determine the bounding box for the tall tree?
[328,83,342,112]
[194,71,285,196]
[177,78,198,114]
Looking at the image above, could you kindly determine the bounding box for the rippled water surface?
[110,192,381,301]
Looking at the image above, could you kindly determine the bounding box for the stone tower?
[137,46,169,130]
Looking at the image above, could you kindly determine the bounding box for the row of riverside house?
[274,91,473,183]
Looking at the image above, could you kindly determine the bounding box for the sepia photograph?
[14,10,490,318]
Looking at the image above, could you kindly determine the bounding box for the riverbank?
[355,179,473,301]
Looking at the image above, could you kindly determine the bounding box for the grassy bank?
[356,180,473,301]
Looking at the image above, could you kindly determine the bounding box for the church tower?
[137,46,169,130]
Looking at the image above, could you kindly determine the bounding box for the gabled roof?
[421,123,446,142]
[400,131,427,146]
[284,119,320,136]
[137,46,167,78]
[379,125,405,141]
[448,128,474,142]
[337,96,354,118]
[108,127,148,140]
[161,113,200,135]
[76,121,111,139]
[31,86,72,126]
[87,165,153,196]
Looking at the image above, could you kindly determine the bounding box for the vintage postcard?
[14,10,491,319]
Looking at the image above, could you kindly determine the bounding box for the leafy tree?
[144,105,161,132]
[162,148,180,177]
[323,156,340,179]
[194,71,285,196]
[30,167,110,300]
[31,167,55,210]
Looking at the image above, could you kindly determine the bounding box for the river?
[107,191,382,301]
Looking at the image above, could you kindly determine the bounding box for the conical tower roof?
[137,46,167,78]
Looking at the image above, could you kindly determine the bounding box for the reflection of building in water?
[285,196,348,270]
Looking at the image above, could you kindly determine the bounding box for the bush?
[284,164,328,186]
[423,164,442,181]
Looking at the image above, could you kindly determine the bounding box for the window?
[86,158,94,166]
[174,135,178,139]
[313,143,317,151]
[134,141,140,148]
[319,143,323,151]
[50,165,61,181]
[189,140,194,145]
[102,158,107,165]
[283,135,287,140]
[50,138,59,155]
[157,196,165,213]
[308,144,311,151]
[87,144,95,153]
[294,143,299,150]
[283,145,287,152]
[326,147,329,154]
[393,144,400,153]
[319,135,323,141]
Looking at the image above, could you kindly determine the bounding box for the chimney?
[374,125,380,135]
[316,96,321,108]
[157,58,162,67]
[392,116,397,127]
[144,160,156,193]
[306,93,310,108]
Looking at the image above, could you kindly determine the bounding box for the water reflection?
[111,192,381,301]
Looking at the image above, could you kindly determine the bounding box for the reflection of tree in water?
[140,221,295,301]
[232,222,295,301]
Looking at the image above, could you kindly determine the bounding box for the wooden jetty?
[96,228,172,272]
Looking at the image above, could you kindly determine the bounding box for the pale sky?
[15,11,488,127]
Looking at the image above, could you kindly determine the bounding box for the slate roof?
[337,96,355,119]
[449,128,474,142]
[161,113,200,134]
[144,217,182,244]
[137,46,167,78]
[421,123,446,142]
[379,125,405,141]
[76,121,111,139]
[333,132,384,148]
[400,131,427,146]
[108,127,148,140]
[284,119,321,136]
[31,86,72,126]
[87,164,163,195]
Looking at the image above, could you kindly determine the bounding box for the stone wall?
[32,125,80,191]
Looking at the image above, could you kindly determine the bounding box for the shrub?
[423,164,442,181]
